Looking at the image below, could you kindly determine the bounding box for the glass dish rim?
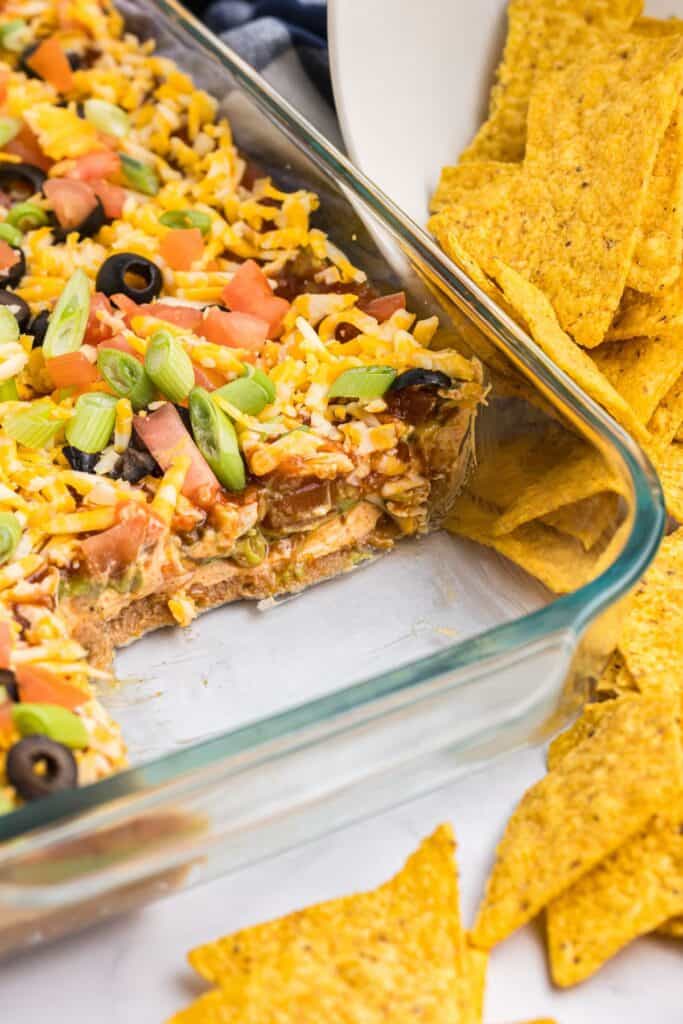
[0,0,665,845]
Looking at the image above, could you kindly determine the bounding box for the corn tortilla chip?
[468,429,575,509]
[461,0,643,163]
[546,699,616,771]
[471,694,682,949]
[433,37,683,348]
[633,15,683,37]
[594,648,639,699]
[547,804,683,985]
[591,334,683,425]
[492,445,626,536]
[168,990,236,1024]
[461,943,488,1024]
[620,528,683,694]
[649,375,683,444]
[658,915,683,938]
[650,442,683,523]
[542,493,619,551]
[184,825,468,1024]
[627,100,683,294]
[609,278,683,341]
[489,264,650,442]
[447,493,613,594]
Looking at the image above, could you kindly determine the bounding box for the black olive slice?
[110,445,162,484]
[0,163,47,201]
[96,253,163,303]
[6,735,78,800]
[0,248,25,289]
[0,667,18,702]
[0,290,30,331]
[52,196,106,242]
[388,369,452,392]
[27,308,49,347]
[63,445,99,474]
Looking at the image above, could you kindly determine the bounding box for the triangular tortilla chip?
[542,493,619,551]
[471,695,682,949]
[649,374,683,444]
[446,492,613,594]
[620,528,683,693]
[491,446,626,537]
[658,915,683,938]
[178,826,468,1024]
[547,801,683,984]
[591,334,683,424]
[490,263,650,443]
[461,0,643,163]
[627,99,683,294]
[433,35,683,348]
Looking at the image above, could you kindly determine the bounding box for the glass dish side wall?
[0,0,663,955]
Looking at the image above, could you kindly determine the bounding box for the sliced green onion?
[120,154,159,196]
[231,529,268,568]
[159,209,211,236]
[43,269,91,360]
[0,223,23,248]
[0,117,20,148]
[12,703,89,748]
[5,405,63,448]
[328,365,396,400]
[144,329,194,403]
[214,375,270,416]
[189,386,245,491]
[0,511,21,564]
[65,392,117,453]
[7,201,49,232]
[0,378,18,401]
[83,99,130,140]
[0,19,30,53]
[98,347,155,410]
[246,365,276,403]
[0,306,20,345]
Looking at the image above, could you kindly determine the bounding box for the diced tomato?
[25,36,74,94]
[134,404,219,504]
[43,178,98,231]
[159,227,204,271]
[192,363,221,390]
[90,179,126,219]
[360,291,406,321]
[0,69,9,106]
[66,150,121,182]
[221,260,289,336]
[0,241,19,272]
[99,333,142,361]
[46,351,99,389]
[110,293,139,323]
[5,123,52,172]
[0,702,12,743]
[83,292,113,346]
[142,303,203,332]
[16,664,86,709]
[201,307,269,353]
[81,507,149,578]
[0,621,11,670]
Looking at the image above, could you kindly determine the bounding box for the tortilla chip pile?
[167,685,681,1020]
[431,1,683,568]
[167,824,556,1023]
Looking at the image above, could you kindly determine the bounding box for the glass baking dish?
[0,0,664,955]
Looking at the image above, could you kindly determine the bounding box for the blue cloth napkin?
[186,0,332,105]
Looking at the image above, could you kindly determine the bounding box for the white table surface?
[3,745,681,1023]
